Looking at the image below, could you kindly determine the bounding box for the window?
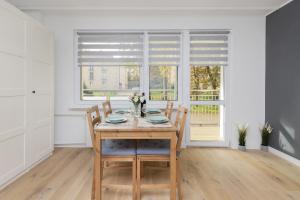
[189,31,229,142]
[148,33,180,101]
[76,30,228,107]
[78,32,144,100]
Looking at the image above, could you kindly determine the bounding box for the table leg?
[170,133,177,200]
[95,137,102,200]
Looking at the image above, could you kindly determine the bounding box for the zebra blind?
[148,33,181,66]
[190,31,229,66]
[77,32,144,66]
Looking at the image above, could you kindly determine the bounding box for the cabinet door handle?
[32,90,36,94]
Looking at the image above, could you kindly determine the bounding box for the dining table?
[93,114,178,200]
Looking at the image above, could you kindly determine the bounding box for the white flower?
[133,96,139,103]
[260,122,273,134]
[140,96,145,102]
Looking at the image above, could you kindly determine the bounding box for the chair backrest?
[164,101,174,120]
[86,105,101,151]
[174,106,188,152]
[102,100,112,117]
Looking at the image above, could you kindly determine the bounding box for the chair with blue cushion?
[86,105,137,200]
[136,106,188,200]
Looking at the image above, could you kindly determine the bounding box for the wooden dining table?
[93,116,178,200]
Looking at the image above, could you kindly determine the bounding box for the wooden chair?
[86,105,137,200]
[136,106,188,200]
[102,100,112,118]
[165,101,174,120]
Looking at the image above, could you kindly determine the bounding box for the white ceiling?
[6,0,291,15]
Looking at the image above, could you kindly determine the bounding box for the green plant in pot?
[237,124,248,151]
[260,122,273,151]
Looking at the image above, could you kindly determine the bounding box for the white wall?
[40,12,265,149]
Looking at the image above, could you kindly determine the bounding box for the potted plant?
[260,122,273,151]
[237,124,248,151]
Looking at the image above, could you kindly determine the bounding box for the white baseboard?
[269,147,300,167]
[0,164,25,188]
[55,143,88,148]
[0,152,53,190]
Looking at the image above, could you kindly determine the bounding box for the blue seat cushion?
[102,140,136,156]
[137,140,181,156]
[137,140,171,155]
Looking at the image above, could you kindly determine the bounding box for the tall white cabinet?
[0,0,54,188]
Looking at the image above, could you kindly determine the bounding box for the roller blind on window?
[77,32,144,66]
[190,31,229,66]
[148,33,181,66]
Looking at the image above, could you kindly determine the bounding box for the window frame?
[74,30,183,108]
[184,30,231,147]
[147,32,182,104]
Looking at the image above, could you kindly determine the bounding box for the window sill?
[69,101,181,111]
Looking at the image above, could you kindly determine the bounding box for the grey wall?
[266,0,300,160]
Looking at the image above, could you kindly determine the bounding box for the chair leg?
[104,161,109,168]
[132,158,137,200]
[101,161,104,181]
[140,161,144,178]
[136,157,141,200]
[177,159,182,200]
[91,158,96,200]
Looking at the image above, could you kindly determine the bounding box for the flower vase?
[261,145,268,152]
[238,145,246,151]
[134,105,140,118]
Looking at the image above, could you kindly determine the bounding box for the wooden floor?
[190,126,220,141]
[1,148,300,200]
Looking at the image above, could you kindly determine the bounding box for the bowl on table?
[105,114,128,124]
[146,115,169,124]
[114,109,130,114]
[145,108,161,114]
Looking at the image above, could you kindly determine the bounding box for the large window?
[77,31,228,109]
[78,32,144,100]
[77,31,181,101]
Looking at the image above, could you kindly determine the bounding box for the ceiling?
[6,0,291,15]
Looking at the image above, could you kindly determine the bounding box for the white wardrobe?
[0,0,54,188]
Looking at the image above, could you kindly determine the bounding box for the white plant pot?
[238,145,246,151]
[261,145,268,152]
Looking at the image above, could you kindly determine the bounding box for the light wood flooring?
[1,148,300,200]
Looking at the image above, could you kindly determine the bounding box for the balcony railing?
[149,89,220,101]
[190,89,220,101]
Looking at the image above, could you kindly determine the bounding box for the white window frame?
[146,31,183,108]
[73,30,229,117]
[73,30,145,108]
[73,29,183,109]
[184,30,231,148]
[73,29,231,148]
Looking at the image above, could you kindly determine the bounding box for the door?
[26,21,54,166]
[185,31,229,147]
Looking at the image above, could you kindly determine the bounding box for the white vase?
[261,145,268,152]
[133,104,140,118]
[238,145,246,151]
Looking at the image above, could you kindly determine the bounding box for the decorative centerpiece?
[129,92,144,117]
[260,122,273,152]
[237,124,248,151]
